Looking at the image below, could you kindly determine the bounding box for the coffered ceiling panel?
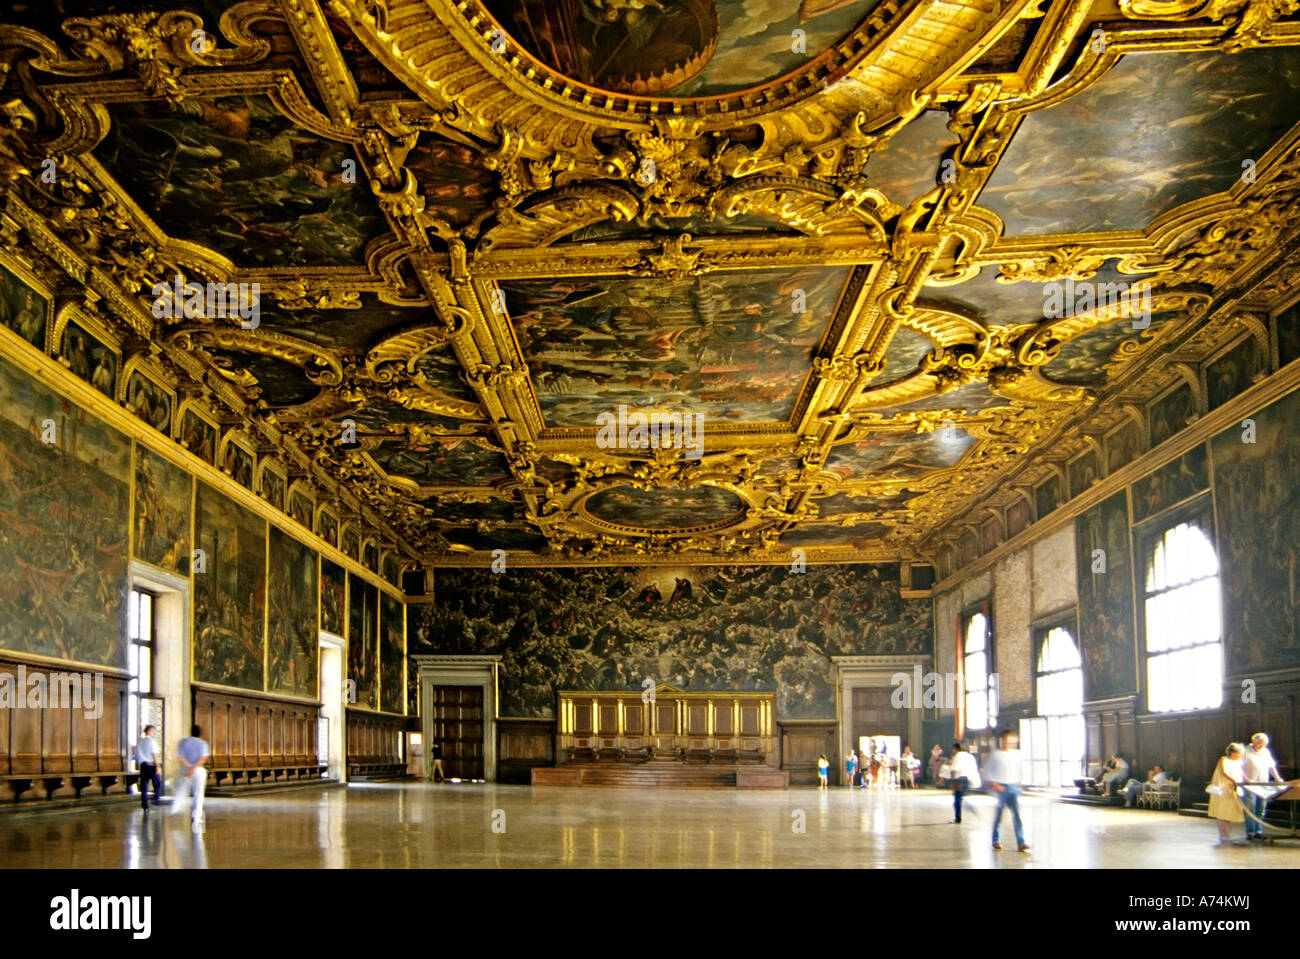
[979,47,1300,236]
[98,96,388,266]
[506,267,851,427]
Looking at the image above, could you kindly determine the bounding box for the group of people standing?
[818,744,921,789]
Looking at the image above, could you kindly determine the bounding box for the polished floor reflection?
[1,783,1296,868]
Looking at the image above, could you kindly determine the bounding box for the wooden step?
[532,764,747,788]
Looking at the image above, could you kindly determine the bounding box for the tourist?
[929,744,946,786]
[1242,733,1285,840]
[171,724,210,830]
[901,746,920,788]
[845,748,857,788]
[984,731,1029,852]
[136,724,162,811]
[1123,764,1167,808]
[818,754,829,788]
[949,741,980,824]
[1098,753,1130,797]
[1208,743,1246,844]
[430,741,446,783]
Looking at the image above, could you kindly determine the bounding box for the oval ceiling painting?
[585,485,744,529]
[483,0,883,97]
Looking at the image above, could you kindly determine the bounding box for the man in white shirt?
[136,725,161,810]
[949,741,980,824]
[170,724,210,830]
[1242,733,1285,840]
[1123,763,1167,807]
[985,730,1029,852]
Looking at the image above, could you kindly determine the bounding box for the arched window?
[1143,520,1222,712]
[963,610,996,731]
[1022,625,1085,787]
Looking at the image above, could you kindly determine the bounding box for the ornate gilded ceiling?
[2,0,1300,572]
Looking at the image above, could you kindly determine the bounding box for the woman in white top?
[1207,742,1245,843]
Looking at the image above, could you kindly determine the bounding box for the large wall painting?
[321,558,346,636]
[380,593,404,715]
[193,483,267,690]
[1075,491,1137,700]
[347,573,379,710]
[412,564,931,719]
[267,524,318,699]
[1211,390,1300,674]
[133,444,192,574]
[0,355,129,667]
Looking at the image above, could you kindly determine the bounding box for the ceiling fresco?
[505,267,850,426]
[481,0,884,97]
[2,0,1300,573]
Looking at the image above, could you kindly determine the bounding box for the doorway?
[429,685,484,781]
[319,635,345,781]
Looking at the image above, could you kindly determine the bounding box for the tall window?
[1143,519,1222,712]
[963,610,996,731]
[1022,625,1084,787]
[127,589,161,750]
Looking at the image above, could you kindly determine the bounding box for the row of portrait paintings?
[1,261,391,568]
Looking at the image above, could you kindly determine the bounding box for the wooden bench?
[209,765,327,788]
[345,762,407,780]
[1,771,139,802]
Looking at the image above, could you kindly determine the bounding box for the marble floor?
[1,783,1297,869]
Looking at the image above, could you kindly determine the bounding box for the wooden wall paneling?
[497,717,556,784]
[256,707,269,765]
[270,705,283,765]
[214,699,232,768]
[778,721,836,785]
[73,703,99,773]
[97,684,122,770]
[687,704,707,736]
[624,701,643,735]
[10,706,39,774]
[43,702,71,773]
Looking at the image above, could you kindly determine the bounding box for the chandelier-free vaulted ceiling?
[1,0,1299,571]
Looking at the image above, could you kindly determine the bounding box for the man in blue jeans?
[985,730,1030,853]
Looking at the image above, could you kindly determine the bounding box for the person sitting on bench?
[1098,754,1130,797]
[1123,764,1166,807]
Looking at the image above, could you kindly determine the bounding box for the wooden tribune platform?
[532,761,788,790]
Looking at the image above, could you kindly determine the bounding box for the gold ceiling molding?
[3,0,1300,569]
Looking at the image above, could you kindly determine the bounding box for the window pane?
[1144,523,1222,714]
[128,591,140,642]
[139,594,152,643]
[138,644,152,692]
[1194,643,1223,709]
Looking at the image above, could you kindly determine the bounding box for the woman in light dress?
[1208,742,1245,844]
